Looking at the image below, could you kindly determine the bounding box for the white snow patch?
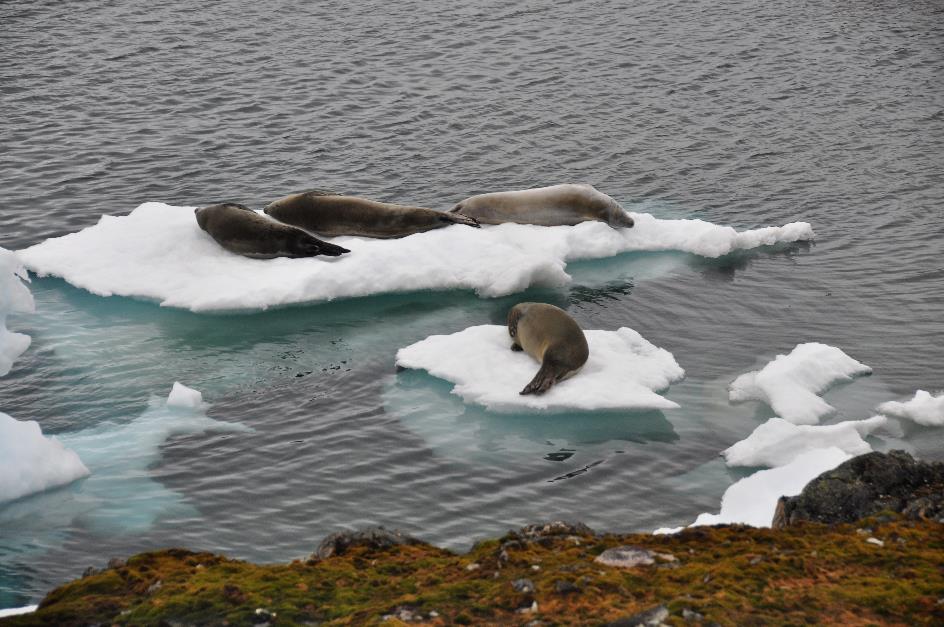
[0,411,90,504]
[395,324,684,412]
[0,247,35,376]
[877,390,944,427]
[0,605,38,617]
[729,343,872,425]
[17,202,814,312]
[692,447,852,527]
[723,416,887,468]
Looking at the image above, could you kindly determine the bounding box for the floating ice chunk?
[728,343,872,425]
[0,247,35,376]
[692,447,851,527]
[166,381,205,409]
[395,324,684,412]
[0,411,90,504]
[18,202,814,312]
[0,605,38,617]
[723,416,887,468]
[877,390,944,426]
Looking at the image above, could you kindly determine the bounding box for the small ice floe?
[0,411,90,504]
[0,247,35,376]
[395,325,684,412]
[877,390,944,427]
[729,343,872,425]
[722,415,887,468]
[691,447,852,527]
[17,202,813,312]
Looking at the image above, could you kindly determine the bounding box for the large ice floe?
[17,202,813,312]
[0,411,91,504]
[722,415,887,468]
[728,343,872,425]
[877,390,944,427]
[395,324,684,412]
[0,247,35,376]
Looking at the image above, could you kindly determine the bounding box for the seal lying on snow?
[508,302,590,395]
[263,190,480,238]
[195,203,349,259]
[450,183,635,228]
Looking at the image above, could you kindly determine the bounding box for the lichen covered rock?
[773,450,944,528]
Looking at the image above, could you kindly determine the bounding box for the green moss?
[3,517,943,626]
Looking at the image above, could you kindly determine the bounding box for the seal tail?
[441,211,480,228]
[520,361,560,395]
[294,232,350,257]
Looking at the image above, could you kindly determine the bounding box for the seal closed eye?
[194,202,349,259]
[263,190,480,239]
[507,302,590,395]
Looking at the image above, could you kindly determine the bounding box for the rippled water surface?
[2,0,943,607]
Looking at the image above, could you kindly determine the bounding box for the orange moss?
[2,516,942,626]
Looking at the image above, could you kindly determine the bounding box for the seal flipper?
[292,232,350,257]
[520,361,560,395]
[440,212,480,228]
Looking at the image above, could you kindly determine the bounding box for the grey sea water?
[1,0,943,608]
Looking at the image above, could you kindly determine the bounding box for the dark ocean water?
[1,0,943,608]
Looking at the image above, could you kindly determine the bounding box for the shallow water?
[2,0,943,608]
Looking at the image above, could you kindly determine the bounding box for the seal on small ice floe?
[507,302,590,395]
[262,190,480,239]
[194,203,349,259]
[449,183,635,228]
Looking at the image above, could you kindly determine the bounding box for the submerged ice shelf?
[17,202,814,312]
[0,248,35,376]
[395,324,684,412]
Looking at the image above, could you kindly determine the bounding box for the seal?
[450,183,634,228]
[507,302,590,395]
[263,190,480,239]
[194,203,349,259]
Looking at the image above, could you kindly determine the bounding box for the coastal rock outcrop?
[312,527,425,560]
[773,450,944,528]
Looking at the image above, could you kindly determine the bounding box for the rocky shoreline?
[3,451,942,626]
